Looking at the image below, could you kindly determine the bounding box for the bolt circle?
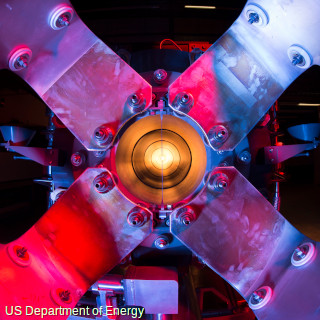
[7,244,31,267]
[8,47,32,71]
[93,172,114,193]
[49,4,74,30]
[176,206,197,226]
[291,242,315,267]
[127,207,149,227]
[248,286,272,310]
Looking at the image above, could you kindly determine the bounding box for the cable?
[160,38,183,51]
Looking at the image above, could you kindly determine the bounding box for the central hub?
[115,114,207,205]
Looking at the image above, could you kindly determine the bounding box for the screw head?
[93,172,114,193]
[208,125,229,149]
[291,242,315,267]
[127,207,149,227]
[287,45,312,69]
[51,288,73,306]
[176,206,197,226]
[71,152,84,167]
[248,12,260,24]
[94,126,113,147]
[154,235,170,250]
[153,69,167,83]
[49,4,74,30]
[128,93,145,112]
[8,47,32,71]
[208,172,229,193]
[245,4,269,27]
[172,92,194,113]
[238,150,251,164]
[7,244,31,267]
[248,286,272,310]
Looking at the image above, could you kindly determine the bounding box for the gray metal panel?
[169,0,320,151]
[171,167,320,319]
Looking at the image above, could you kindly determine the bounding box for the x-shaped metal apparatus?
[0,1,319,319]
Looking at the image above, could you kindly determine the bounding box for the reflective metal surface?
[171,167,320,319]
[0,0,152,151]
[169,0,320,151]
[264,143,314,164]
[287,123,320,141]
[0,168,152,318]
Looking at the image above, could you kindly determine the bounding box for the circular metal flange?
[245,3,269,27]
[287,45,312,69]
[49,4,74,30]
[50,288,73,307]
[248,286,272,310]
[7,244,31,267]
[291,242,315,267]
[8,47,32,71]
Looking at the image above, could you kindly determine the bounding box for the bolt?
[153,69,167,83]
[248,286,272,310]
[208,125,229,148]
[93,173,114,193]
[128,93,145,112]
[94,150,106,158]
[59,290,71,303]
[251,291,263,303]
[94,126,113,146]
[291,53,305,67]
[71,152,84,167]
[57,14,70,27]
[248,12,260,24]
[16,246,27,259]
[16,56,28,69]
[209,172,229,193]
[49,5,74,30]
[127,207,148,227]
[294,247,306,259]
[238,150,251,164]
[154,235,170,250]
[172,92,194,113]
[176,207,197,226]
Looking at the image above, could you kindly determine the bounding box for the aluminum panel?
[0,0,152,151]
[169,0,320,151]
[171,167,320,319]
[0,168,152,318]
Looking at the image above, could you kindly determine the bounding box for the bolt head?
[127,207,148,227]
[176,207,197,226]
[248,12,260,24]
[94,126,113,146]
[154,69,167,83]
[154,236,170,249]
[172,92,194,113]
[93,172,114,193]
[248,286,272,310]
[71,152,84,167]
[291,242,315,267]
